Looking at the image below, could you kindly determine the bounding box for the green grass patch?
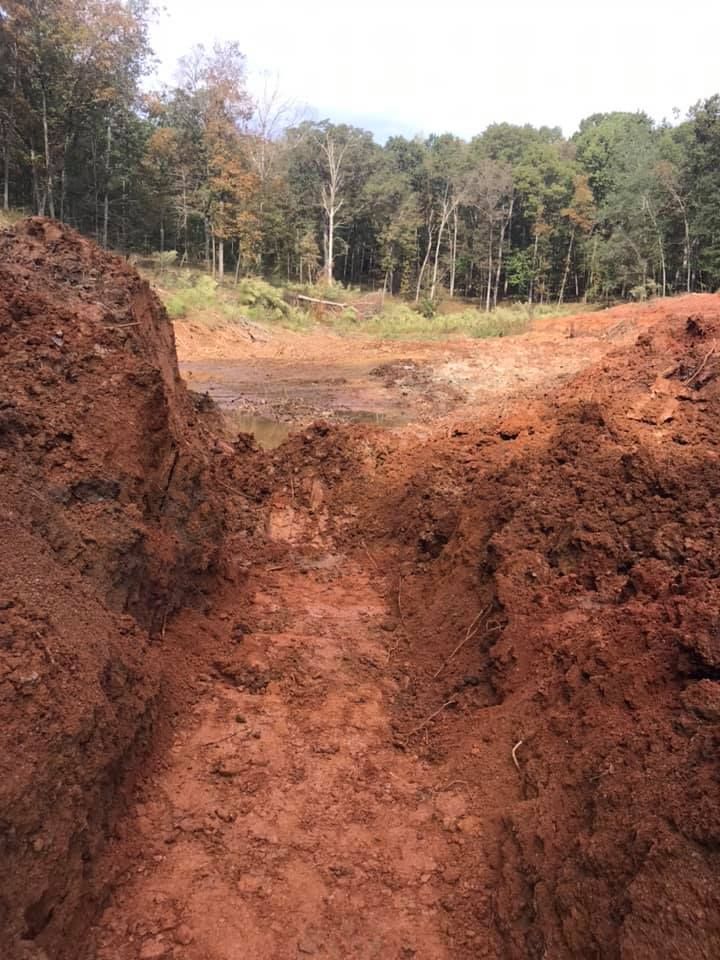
[0,208,28,229]
[146,263,597,341]
[145,266,311,332]
[333,300,596,340]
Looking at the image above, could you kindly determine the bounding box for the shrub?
[165,274,217,318]
[235,277,289,317]
[417,296,438,319]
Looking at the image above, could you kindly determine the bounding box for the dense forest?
[2,0,720,304]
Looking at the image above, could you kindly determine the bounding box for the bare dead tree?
[318,131,348,285]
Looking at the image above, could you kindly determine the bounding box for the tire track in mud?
[91,521,497,960]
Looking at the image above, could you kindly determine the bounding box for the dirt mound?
[366,302,720,957]
[0,219,228,958]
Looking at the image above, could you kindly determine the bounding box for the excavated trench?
[2,220,720,960]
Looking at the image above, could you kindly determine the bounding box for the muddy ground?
[173,302,664,443]
[2,219,719,960]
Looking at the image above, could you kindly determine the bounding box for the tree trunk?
[494,195,513,308]
[59,165,66,222]
[643,197,665,297]
[430,208,449,302]
[2,134,9,210]
[59,134,69,222]
[558,227,575,305]
[449,208,458,297]
[30,145,42,214]
[181,173,189,264]
[218,237,224,282]
[319,134,347,285]
[41,88,55,219]
[415,219,434,302]
[326,205,334,284]
[528,231,539,305]
[586,235,598,301]
[485,224,493,313]
[102,120,112,248]
[660,252,666,297]
[2,48,16,211]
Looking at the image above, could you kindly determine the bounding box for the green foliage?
[0,207,27,228]
[164,274,218,318]
[507,250,534,296]
[629,280,658,301]
[154,268,308,329]
[339,306,358,324]
[155,250,179,271]
[333,300,590,341]
[4,2,720,301]
[416,296,438,319]
[235,277,289,316]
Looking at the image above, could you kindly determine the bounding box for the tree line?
[2,0,720,304]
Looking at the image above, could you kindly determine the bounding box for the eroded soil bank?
[1,220,719,960]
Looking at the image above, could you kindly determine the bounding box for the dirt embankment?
[293,305,720,958]
[0,219,233,958]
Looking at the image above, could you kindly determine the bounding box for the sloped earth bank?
[1,219,719,960]
[0,218,231,959]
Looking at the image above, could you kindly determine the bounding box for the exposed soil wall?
[0,219,226,958]
[364,305,720,958]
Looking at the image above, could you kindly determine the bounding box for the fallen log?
[294,294,346,309]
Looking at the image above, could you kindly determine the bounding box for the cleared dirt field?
[173,299,673,436]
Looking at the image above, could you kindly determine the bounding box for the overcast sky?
[149,0,720,141]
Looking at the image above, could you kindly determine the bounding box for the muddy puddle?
[182,357,417,447]
[226,410,408,449]
[228,414,293,449]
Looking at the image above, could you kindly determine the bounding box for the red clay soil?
[313,299,720,958]
[2,218,720,960]
[0,218,239,959]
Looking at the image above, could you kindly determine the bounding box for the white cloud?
[151,0,720,139]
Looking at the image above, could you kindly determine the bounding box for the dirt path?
[91,514,498,960]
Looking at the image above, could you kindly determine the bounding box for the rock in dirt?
[138,940,170,960]
[173,924,194,946]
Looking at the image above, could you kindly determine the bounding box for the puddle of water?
[337,410,409,427]
[229,414,293,449]
[223,409,409,451]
